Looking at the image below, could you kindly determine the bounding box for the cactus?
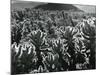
[11,44,37,74]
[60,27,79,70]
[82,21,96,69]
[11,45,23,74]
[11,24,22,45]
[47,39,69,71]
[61,27,78,56]
[11,7,96,73]
[28,30,52,70]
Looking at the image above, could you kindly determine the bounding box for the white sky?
[74,4,96,13]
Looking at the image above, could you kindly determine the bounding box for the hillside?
[11,1,83,12]
[34,3,83,12]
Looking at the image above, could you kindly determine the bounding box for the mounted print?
[11,0,96,74]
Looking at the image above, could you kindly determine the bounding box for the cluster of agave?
[11,8,96,74]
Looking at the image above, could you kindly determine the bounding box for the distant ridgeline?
[34,3,85,18]
[34,3,84,12]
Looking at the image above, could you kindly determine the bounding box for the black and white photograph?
[11,0,96,74]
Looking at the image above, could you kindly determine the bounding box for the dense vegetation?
[11,8,96,74]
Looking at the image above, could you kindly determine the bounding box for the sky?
[74,4,96,13]
[11,0,96,13]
